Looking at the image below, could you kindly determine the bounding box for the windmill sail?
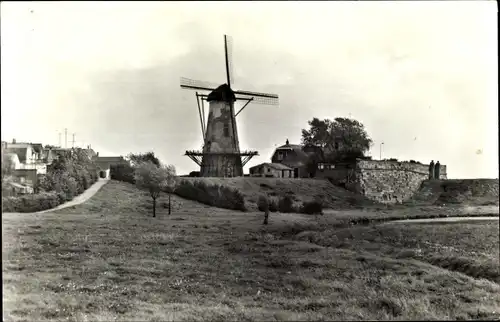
[225,35,234,88]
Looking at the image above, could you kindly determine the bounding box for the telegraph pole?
[72,133,76,148]
[64,128,68,148]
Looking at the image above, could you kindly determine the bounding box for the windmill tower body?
[200,85,243,177]
[180,35,279,177]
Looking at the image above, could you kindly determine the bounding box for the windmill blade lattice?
[225,35,234,87]
[234,89,279,106]
[180,77,220,91]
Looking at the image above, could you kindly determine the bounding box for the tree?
[305,153,320,178]
[301,118,333,148]
[134,161,177,217]
[127,152,160,168]
[162,165,178,215]
[1,153,14,182]
[258,195,270,225]
[301,117,372,162]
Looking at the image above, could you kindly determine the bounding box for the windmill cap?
[207,84,236,102]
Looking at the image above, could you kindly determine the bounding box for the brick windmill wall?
[200,84,243,177]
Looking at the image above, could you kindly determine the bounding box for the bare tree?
[163,165,178,215]
[134,162,177,217]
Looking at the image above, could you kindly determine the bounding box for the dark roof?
[30,143,43,153]
[4,148,27,163]
[275,143,303,150]
[94,156,127,169]
[95,156,125,162]
[271,142,310,167]
[281,149,310,168]
[207,84,236,102]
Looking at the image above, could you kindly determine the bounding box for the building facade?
[249,162,293,178]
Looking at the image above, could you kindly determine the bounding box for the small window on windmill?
[223,122,230,137]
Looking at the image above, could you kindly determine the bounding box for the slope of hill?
[182,177,377,210]
[408,179,499,206]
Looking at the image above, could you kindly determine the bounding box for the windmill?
[180,35,279,177]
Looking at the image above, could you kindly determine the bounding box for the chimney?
[96,152,99,157]
[12,138,16,144]
[285,139,289,145]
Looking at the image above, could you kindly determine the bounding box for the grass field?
[3,181,500,321]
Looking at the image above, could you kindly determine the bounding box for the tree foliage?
[301,117,372,162]
[1,152,14,181]
[127,152,160,168]
[134,161,177,217]
[39,148,98,199]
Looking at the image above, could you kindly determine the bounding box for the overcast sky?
[1,1,497,178]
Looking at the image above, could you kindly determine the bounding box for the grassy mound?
[410,179,499,206]
[182,177,376,210]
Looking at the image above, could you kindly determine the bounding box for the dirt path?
[389,216,499,224]
[2,179,110,215]
[36,178,110,214]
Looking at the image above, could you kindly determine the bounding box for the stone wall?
[348,160,448,204]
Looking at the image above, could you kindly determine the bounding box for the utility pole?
[380,142,384,160]
[58,132,62,147]
[72,133,76,148]
[64,128,68,148]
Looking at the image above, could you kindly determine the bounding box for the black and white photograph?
[2,1,499,321]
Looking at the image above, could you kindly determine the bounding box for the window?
[318,163,325,170]
[277,153,283,160]
[223,122,230,137]
[267,168,271,172]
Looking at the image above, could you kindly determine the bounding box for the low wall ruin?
[347,160,447,204]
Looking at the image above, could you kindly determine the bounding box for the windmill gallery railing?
[185,150,258,167]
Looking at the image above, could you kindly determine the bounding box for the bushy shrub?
[175,180,246,211]
[269,198,279,212]
[278,195,295,213]
[300,200,323,215]
[110,163,135,184]
[2,192,63,213]
[61,175,78,201]
[258,195,269,211]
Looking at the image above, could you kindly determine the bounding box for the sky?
[1,1,498,179]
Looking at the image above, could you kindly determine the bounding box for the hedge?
[174,179,246,211]
[2,192,65,213]
[110,163,135,184]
